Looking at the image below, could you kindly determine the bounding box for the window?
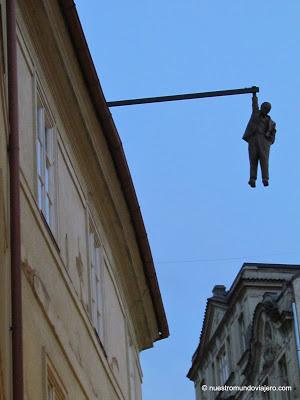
[89,222,104,343]
[217,346,229,385]
[47,363,66,400]
[238,314,246,354]
[36,99,55,229]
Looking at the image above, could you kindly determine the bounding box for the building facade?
[0,1,168,399]
[187,263,300,399]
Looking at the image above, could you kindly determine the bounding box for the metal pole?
[7,0,24,399]
[107,86,259,108]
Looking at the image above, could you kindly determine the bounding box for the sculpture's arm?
[252,93,259,113]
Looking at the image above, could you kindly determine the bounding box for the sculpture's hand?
[252,93,259,112]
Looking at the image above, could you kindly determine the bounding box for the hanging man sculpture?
[242,93,276,187]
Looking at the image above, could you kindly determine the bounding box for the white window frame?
[46,357,67,400]
[88,220,105,344]
[36,94,56,231]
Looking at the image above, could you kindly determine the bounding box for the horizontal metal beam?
[107,86,259,108]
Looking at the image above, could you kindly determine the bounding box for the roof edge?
[58,0,169,341]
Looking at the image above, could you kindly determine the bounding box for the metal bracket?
[107,86,259,108]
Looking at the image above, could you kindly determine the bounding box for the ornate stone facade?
[187,264,300,400]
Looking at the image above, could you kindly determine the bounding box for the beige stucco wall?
[0,0,161,397]
[22,274,89,400]
[0,0,160,399]
[17,30,138,400]
[17,36,35,196]
[57,143,89,308]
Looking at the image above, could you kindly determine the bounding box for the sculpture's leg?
[248,139,258,187]
[258,137,271,186]
[260,155,269,182]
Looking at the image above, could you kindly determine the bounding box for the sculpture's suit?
[243,95,276,184]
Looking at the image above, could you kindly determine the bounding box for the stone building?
[187,263,300,399]
[0,1,168,399]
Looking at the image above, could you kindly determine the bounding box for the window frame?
[35,87,57,235]
[45,355,67,400]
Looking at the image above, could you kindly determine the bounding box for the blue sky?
[76,1,300,399]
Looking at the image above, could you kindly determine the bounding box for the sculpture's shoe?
[263,179,269,187]
[248,179,256,188]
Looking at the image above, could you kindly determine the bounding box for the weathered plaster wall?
[13,0,151,399]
